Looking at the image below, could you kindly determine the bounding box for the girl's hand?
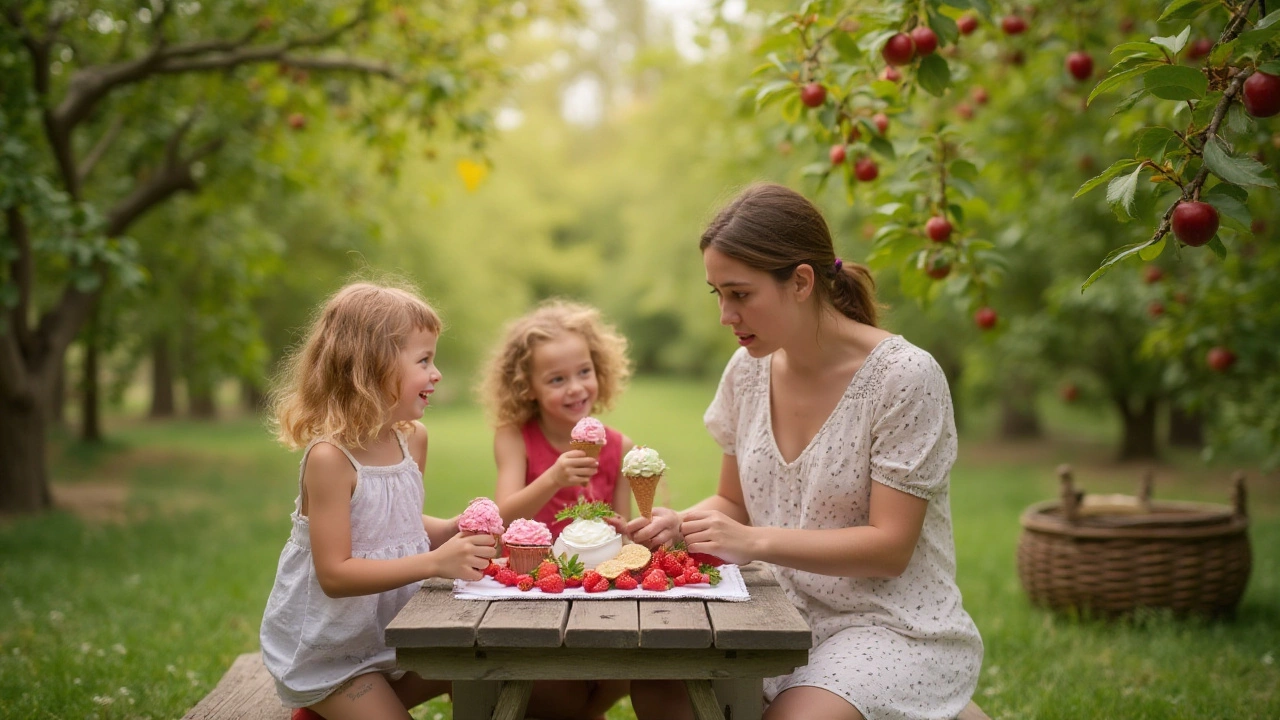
[681,510,754,565]
[624,507,682,549]
[551,450,598,489]
[430,532,496,581]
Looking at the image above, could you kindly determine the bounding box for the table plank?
[564,601,639,649]
[477,600,566,648]
[396,647,808,681]
[639,601,712,649]
[707,585,811,650]
[385,579,485,648]
[737,562,776,587]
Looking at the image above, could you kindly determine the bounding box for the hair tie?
[833,258,843,273]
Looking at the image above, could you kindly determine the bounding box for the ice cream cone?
[570,440,604,459]
[628,473,662,518]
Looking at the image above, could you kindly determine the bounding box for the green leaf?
[1112,88,1149,116]
[1082,241,1155,291]
[1075,159,1140,198]
[1151,27,1191,57]
[1110,42,1165,59]
[1159,0,1215,22]
[1207,236,1227,259]
[1106,165,1144,219]
[1202,137,1278,188]
[1138,236,1167,261]
[868,135,896,160]
[917,55,952,97]
[1260,8,1280,29]
[1088,59,1163,105]
[754,80,793,109]
[1135,127,1179,163]
[949,159,979,181]
[1143,64,1206,101]
[1262,61,1280,75]
[831,32,863,61]
[1236,24,1280,51]
[1203,186,1252,231]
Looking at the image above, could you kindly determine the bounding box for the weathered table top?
[386,562,812,720]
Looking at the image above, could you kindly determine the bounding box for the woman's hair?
[700,182,880,326]
[477,299,632,428]
[270,281,442,450]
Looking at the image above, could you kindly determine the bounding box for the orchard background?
[1,1,1279,718]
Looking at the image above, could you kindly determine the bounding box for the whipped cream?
[559,518,619,547]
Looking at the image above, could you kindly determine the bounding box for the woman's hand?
[681,510,756,565]
[624,507,682,549]
[428,532,496,582]
[551,450,598,489]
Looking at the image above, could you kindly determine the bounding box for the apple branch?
[104,116,224,237]
[77,115,124,185]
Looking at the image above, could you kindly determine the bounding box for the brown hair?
[700,183,879,326]
[477,299,632,428]
[270,281,443,450]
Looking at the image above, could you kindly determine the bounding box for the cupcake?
[458,497,505,548]
[502,518,553,574]
[622,446,666,518]
[551,499,622,570]
[570,416,607,459]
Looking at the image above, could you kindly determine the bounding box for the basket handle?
[1057,464,1082,523]
[1232,471,1248,519]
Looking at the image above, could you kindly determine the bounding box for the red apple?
[800,82,827,108]
[1243,71,1280,118]
[855,157,879,182]
[873,112,890,135]
[911,26,939,56]
[1060,384,1079,403]
[1007,49,1026,66]
[1066,52,1093,82]
[1251,218,1267,235]
[1186,38,1213,60]
[830,144,847,165]
[925,216,953,242]
[971,86,989,105]
[1171,201,1219,247]
[882,33,916,66]
[1143,265,1164,284]
[957,15,978,36]
[974,306,998,330]
[1207,346,1236,372]
[956,102,974,120]
[925,251,951,279]
[1147,301,1165,318]
[1119,17,1136,33]
[881,66,903,83]
[1001,15,1027,35]
[288,113,306,130]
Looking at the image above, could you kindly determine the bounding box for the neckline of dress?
[763,334,900,468]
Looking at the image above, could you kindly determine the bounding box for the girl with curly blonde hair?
[261,281,495,720]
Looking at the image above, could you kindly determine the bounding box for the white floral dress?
[704,337,982,720]
[259,428,431,707]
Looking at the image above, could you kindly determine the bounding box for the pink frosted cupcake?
[458,497,505,548]
[502,518,553,575]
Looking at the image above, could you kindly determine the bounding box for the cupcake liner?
[506,543,552,575]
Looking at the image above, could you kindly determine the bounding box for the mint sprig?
[554,497,616,522]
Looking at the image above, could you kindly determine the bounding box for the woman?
[628,183,982,720]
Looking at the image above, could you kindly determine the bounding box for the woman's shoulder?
[870,336,950,395]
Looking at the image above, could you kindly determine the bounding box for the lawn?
[1,376,1277,719]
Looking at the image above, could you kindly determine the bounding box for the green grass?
[2,377,1278,719]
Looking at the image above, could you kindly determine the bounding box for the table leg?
[491,680,534,720]
[713,678,764,720]
[452,680,500,720]
[684,679,726,720]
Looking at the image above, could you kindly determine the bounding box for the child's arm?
[307,442,493,597]
[492,424,597,522]
[405,421,461,547]
[610,435,635,524]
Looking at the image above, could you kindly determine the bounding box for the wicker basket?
[1016,465,1251,619]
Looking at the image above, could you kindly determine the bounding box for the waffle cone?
[627,473,663,518]
[570,440,604,459]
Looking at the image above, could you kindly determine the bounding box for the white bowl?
[553,533,623,571]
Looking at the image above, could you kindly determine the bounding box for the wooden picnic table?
[385,562,811,720]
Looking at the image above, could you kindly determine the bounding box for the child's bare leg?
[523,679,592,719]
[580,679,630,717]
[310,672,412,720]
[388,671,450,710]
[629,679,694,720]
[764,686,865,720]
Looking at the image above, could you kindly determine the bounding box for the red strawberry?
[690,552,725,567]
[668,547,689,565]
[582,571,604,589]
[495,567,518,587]
[672,574,687,587]
[565,577,582,588]
[535,574,565,594]
[642,569,671,592]
[699,565,722,586]
[483,561,501,577]
[534,560,560,579]
[650,547,667,567]
[660,555,684,577]
[585,576,611,593]
[686,572,708,585]
[613,572,638,590]
[516,574,535,591]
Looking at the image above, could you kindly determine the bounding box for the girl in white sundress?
[627,184,983,720]
[260,282,496,720]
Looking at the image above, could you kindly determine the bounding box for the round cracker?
[595,559,630,579]
[616,543,652,571]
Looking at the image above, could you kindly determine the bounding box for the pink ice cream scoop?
[570,417,607,444]
[458,497,504,535]
[502,518,552,546]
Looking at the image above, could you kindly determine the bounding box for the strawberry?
[495,567,518,587]
[483,561,501,577]
[650,547,667,568]
[690,552,725,567]
[672,574,687,587]
[535,574,565,594]
[582,570,604,589]
[553,553,585,583]
[585,576,611,593]
[642,569,671,592]
[516,574,535,591]
[534,560,560,580]
[668,543,690,566]
[699,565,722,586]
[660,554,684,577]
[686,571,708,585]
[565,576,582,588]
[613,572,638,590]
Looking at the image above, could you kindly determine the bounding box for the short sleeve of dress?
[703,348,748,456]
[868,348,957,499]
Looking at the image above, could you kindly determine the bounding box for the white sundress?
[259,428,432,708]
[704,337,983,720]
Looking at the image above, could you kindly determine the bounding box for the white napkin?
[453,563,749,601]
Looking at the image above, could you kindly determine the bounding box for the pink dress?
[521,420,623,538]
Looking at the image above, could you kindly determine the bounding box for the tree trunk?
[1117,395,1159,461]
[1168,406,1204,448]
[999,378,1042,439]
[188,381,216,419]
[50,356,66,427]
[80,312,102,443]
[0,395,52,514]
[149,333,176,418]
